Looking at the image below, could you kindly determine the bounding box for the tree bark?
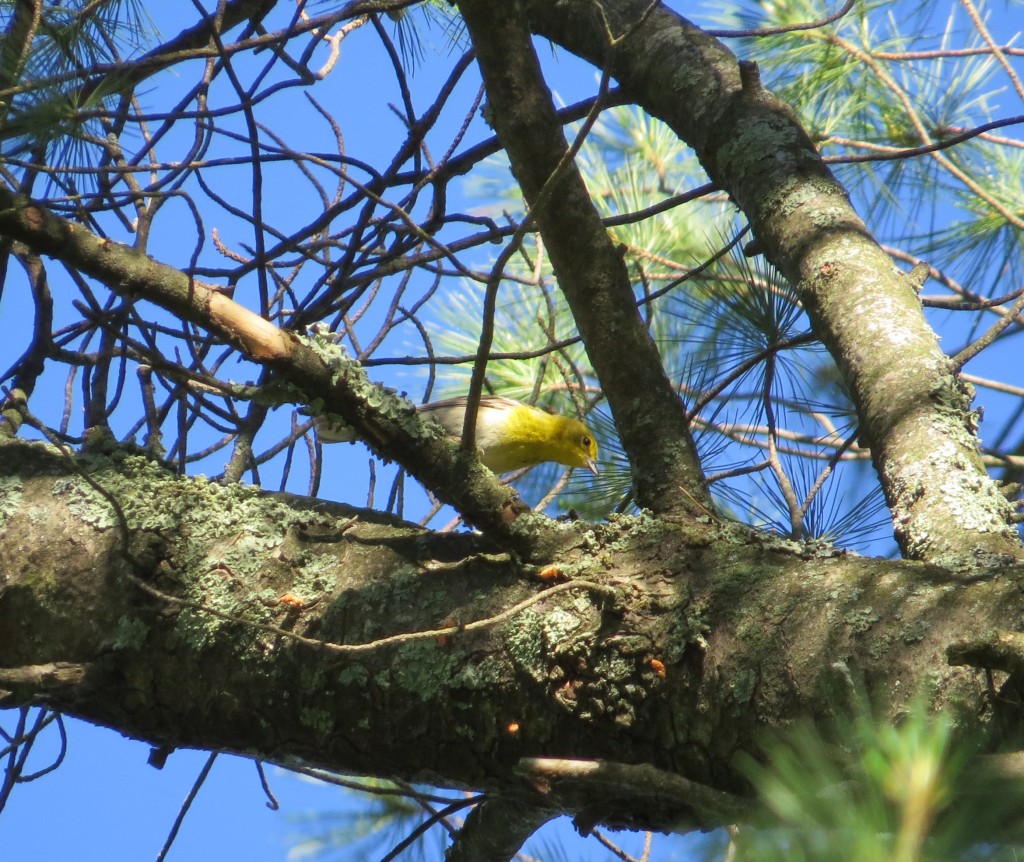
[2,0,1024,847]
[455,0,711,520]
[523,0,1022,566]
[1,440,1018,832]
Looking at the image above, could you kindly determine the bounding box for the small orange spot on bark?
[536,565,566,583]
[436,617,457,647]
[649,658,666,677]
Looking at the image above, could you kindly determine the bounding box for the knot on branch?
[947,630,1024,676]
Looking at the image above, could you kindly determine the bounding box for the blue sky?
[2,1,1023,860]
[1,6,690,860]
[0,719,706,860]
[3,722,312,859]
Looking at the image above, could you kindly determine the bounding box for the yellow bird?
[317,395,599,475]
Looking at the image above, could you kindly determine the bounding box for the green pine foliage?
[0,0,154,183]
[735,696,1024,862]
[438,102,890,542]
[4,1,1024,858]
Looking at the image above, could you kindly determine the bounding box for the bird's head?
[553,416,600,475]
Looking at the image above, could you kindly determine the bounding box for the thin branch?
[255,760,279,810]
[705,0,854,38]
[958,0,1024,103]
[378,797,478,862]
[824,115,1024,165]
[155,752,218,862]
[952,289,1024,370]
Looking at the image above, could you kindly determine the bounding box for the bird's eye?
[582,436,592,448]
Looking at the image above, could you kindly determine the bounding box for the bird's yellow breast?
[476,405,567,472]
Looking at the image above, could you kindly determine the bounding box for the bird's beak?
[585,457,599,476]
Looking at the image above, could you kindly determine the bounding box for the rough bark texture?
[1,441,1019,831]
[523,0,1021,566]
[456,0,712,520]
[2,2,1024,855]
[446,798,556,862]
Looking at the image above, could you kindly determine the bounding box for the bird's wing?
[418,396,526,437]
[419,395,522,414]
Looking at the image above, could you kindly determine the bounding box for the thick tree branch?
[0,662,88,705]
[516,758,752,833]
[523,0,1022,566]
[948,631,1024,676]
[455,0,713,521]
[2,440,1022,831]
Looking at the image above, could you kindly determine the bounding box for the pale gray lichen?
[0,474,23,526]
[843,607,880,634]
[389,641,459,701]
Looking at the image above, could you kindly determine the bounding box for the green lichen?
[843,607,880,634]
[900,619,931,644]
[504,592,656,727]
[729,668,757,710]
[592,652,635,685]
[604,510,664,542]
[113,615,149,650]
[329,567,446,643]
[390,641,459,701]
[337,664,369,686]
[307,336,428,443]
[26,504,49,523]
[174,560,276,650]
[453,656,504,690]
[40,454,345,651]
[54,473,121,529]
[566,644,652,728]
[300,707,335,736]
[293,551,338,593]
[541,606,583,644]
[663,604,707,664]
[504,609,546,683]
[868,631,895,661]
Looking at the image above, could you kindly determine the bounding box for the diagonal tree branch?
[455,0,714,522]
[522,0,1022,566]
[0,187,566,553]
